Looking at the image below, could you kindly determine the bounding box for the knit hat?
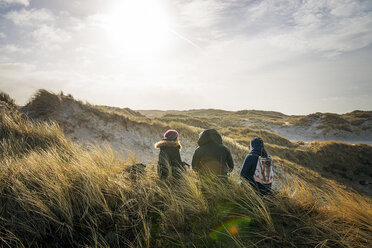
[163,129,179,141]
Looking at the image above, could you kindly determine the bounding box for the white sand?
[50,100,198,164]
[268,120,372,145]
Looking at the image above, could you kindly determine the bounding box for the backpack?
[253,155,274,184]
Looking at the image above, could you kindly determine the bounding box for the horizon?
[0,0,372,115]
[5,88,371,116]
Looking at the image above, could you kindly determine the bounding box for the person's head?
[250,137,264,150]
[163,129,179,141]
[197,129,222,146]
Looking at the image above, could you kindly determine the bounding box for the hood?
[250,138,268,157]
[155,140,181,149]
[197,129,222,146]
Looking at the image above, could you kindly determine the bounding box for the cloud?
[0,44,31,53]
[0,32,6,38]
[0,62,34,72]
[234,0,372,56]
[179,0,225,28]
[4,8,54,26]
[0,0,29,7]
[169,0,372,56]
[171,0,237,45]
[2,7,75,52]
[32,25,71,50]
[0,0,371,114]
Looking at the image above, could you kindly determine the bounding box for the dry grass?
[343,111,372,126]
[94,105,146,119]
[139,107,371,132]
[158,114,218,130]
[0,91,16,108]
[23,89,63,117]
[150,106,371,196]
[220,127,295,148]
[1,109,372,247]
[291,111,372,131]
[21,90,372,197]
[0,110,69,159]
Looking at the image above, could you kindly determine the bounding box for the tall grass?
[21,90,371,197]
[0,92,16,108]
[1,110,371,247]
[0,110,69,159]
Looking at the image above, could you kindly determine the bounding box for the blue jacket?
[240,143,271,194]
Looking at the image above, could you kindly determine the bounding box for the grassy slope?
[145,110,372,196]
[139,109,372,132]
[1,107,371,247]
[22,90,372,196]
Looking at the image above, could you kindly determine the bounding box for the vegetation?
[219,127,295,148]
[0,110,68,159]
[15,90,372,197]
[291,111,372,132]
[1,110,371,247]
[139,108,372,135]
[344,111,372,126]
[0,91,17,110]
[140,108,372,195]
[158,114,218,130]
[94,105,146,119]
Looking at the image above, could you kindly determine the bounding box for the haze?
[0,0,372,115]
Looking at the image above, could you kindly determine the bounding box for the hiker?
[192,129,234,177]
[155,129,186,179]
[240,137,273,195]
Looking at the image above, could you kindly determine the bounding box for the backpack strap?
[260,148,268,158]
[249,153,260,178]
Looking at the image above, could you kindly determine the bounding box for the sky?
[0,0,371,115]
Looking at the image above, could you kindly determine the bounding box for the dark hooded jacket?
[240,137,271,194]
[155,140,185,179]
[192,129,234,176]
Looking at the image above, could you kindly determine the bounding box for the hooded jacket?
[155,140,185,179]
[191,129,234,176]
[240,138,271,194]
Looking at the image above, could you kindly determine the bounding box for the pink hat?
[163,129,179,141]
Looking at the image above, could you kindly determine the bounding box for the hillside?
[21,90,199,163]
[6,90,368,196]
[139,109,372,144]
[139,109,372,196]
[0,95,371,247]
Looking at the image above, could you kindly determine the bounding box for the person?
[155,129,186,179]
[240,137,272,195]
[192,129,234,177]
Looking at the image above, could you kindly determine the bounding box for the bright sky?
[0,0,371,114]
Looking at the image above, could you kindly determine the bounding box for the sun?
[104,0,171,56]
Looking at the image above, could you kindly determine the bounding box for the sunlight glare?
[105,0,171,56]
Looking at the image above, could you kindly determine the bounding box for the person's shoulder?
[245,153,258,159]
[220,143,230,151]
[191,145,199,154]
[194,145,202,153]
[192,146,202,160]
[155,140,181,149]
[218,144,232,154]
